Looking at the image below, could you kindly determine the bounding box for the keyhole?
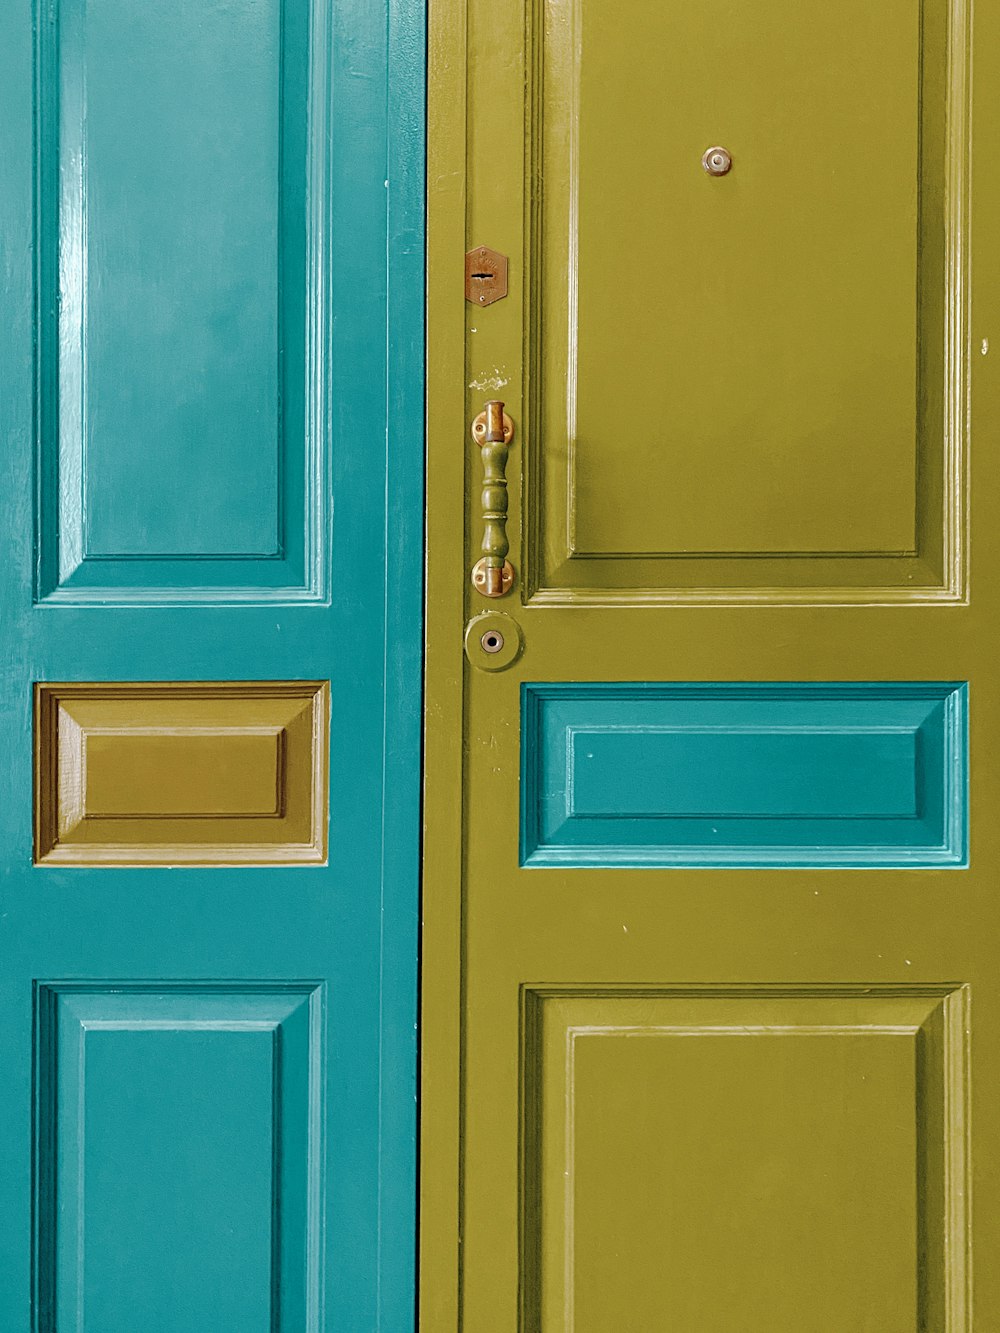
[471,273,493,304]
[481,630,504,654]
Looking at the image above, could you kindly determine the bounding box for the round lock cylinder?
[464,613,523,672]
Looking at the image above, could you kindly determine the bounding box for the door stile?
[421,0,470,1325]
[378,0,427,1324]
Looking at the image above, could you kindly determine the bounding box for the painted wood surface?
[0,0,424,1327]
[526,0,968,604]
[422,0,998,1326]
[523,986,968,1332]
[37,984,324,1327]
[521,683,968,867]
[35,682,330,865]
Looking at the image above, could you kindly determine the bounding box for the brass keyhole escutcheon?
[464,246,509,306]
[702,145,733,176]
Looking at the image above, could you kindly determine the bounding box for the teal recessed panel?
[36,984,323,1330]
[521,683,968,868]
[34,0,326,603]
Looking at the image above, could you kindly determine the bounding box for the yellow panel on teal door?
[34,682,329,865]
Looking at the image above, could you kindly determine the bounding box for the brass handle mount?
[471,401,515,598]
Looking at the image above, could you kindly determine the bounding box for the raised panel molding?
[34,682,329,865]
[521,682,968,867]
[34,982,324,1331]
[521,986,971,1332]
[523,0,971,605]
[33,0,332,605]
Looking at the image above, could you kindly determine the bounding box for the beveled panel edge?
[520,0,971,607]
[523,579,968,609]
[35,582,331,609]
[31,0,333,607]
[33,681,330,867]
[35,843,328,868]
[32,979,327,1333]
[520,681,969,869]
[518,983,972,1333]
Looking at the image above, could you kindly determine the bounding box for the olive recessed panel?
[525,0,970,603]
[521,682,968,867]
[523,987,970,1332]
[34,682,329,865]
[33,0,330,604]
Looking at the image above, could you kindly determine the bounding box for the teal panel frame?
[521,684,968,869]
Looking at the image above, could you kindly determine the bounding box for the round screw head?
[702,145,733,176]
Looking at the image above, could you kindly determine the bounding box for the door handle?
[471,400,515,597]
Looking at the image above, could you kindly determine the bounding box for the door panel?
[520,681,967,867]
[37,984,323,1329]
[34,681,329,864]
[36,0,326,603]
[524,988,968,1333]
[528,0,968,601]
[423,0,998,1326]
[0,0,424,1326]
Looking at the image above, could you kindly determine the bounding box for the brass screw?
[702,145,733,176]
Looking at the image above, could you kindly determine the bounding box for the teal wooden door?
[0,1,423,1328]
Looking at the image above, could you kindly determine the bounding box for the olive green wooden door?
[423,0,998,1327]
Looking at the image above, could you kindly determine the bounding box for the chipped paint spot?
[468,367,509,392]
[982,337,990,356]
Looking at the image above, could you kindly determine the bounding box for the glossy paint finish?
[423,0,999,1327]
[521,682,968,867]
[37,984,324,1329]
[36,0,328,603]
[0,0,424,1327]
